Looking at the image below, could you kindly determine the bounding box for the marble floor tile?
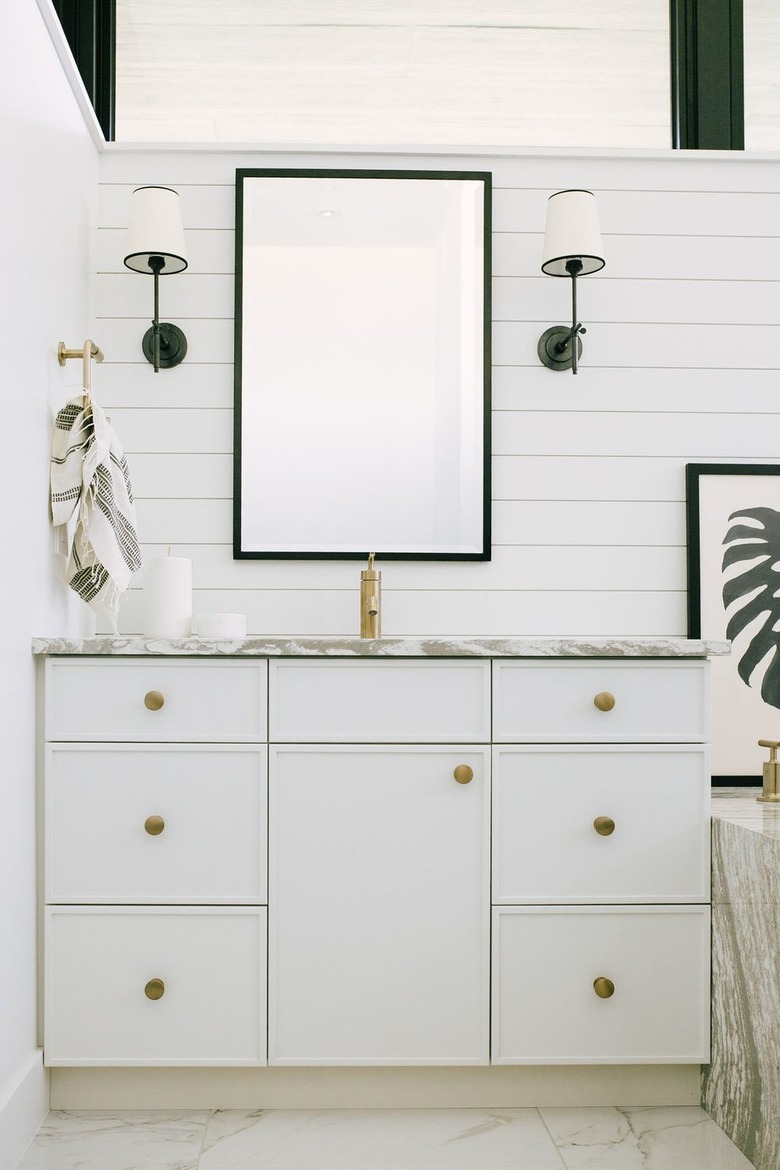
[15,1107,761,1170]
[217,1165,563,1170]
[539,1106,755,1169]
[15,1110,210,1170]
[198,1108,565,1167]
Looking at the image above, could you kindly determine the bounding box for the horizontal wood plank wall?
[94,149,780,637]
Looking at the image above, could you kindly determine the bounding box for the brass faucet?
[758,739,780,802]
[360,552,381,638]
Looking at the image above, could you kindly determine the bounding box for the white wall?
[0,1,98,1163]
[96,147,780,638]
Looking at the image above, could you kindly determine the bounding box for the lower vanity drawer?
[492,905,710,1064]
[44,907,267,1066]
[492,745,710,903]
[45,745,267,904]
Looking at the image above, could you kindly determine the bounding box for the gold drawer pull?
[593,691,615,712]
[144,815,165,836]
[593,976,615,999]
[144,978,165,1000]
[144,690,165,711]
[453,764,474,785]
[593,816,615,836]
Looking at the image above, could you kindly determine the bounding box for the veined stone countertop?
[711,787,780,840]
[31,634,730,658]
[706,786,780,1170]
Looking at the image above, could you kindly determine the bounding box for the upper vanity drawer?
[493,660,709,742]
[45,659,267,742]
[269,659,491,742]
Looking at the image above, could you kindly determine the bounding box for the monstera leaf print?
[722,506,780,709]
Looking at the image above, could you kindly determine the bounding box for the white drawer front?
[269,659,490,742]
[492,906,710,1064]
[45,907,267,1066]
[46,745,267,904]
[493,660,709,742]
[45,659,267,742]
[493,745,710,903]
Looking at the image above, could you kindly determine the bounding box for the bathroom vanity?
[33,635,726,1084]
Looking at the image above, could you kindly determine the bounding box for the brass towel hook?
[58,339,104,407]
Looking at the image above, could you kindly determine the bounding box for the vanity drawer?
[493,660,709,742]
[269,659,491,742]
[45,907,267,1066]
[492,905,710,1064]
[45,659,267,741]
[492,745,710,903]
[45,745,267,904]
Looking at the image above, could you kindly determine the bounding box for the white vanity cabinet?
[268,659,492,1064]
[38,644,716,1073]
[43,658,269,1066]
[491,660,711,1064]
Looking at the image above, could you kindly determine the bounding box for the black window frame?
[670,0,744,150]
[52,0,116,141]
[54,1,745,151]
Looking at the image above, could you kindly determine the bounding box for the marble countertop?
[32,634,730,658]
[712,787,780,841]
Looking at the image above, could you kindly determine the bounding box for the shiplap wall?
[94,148,780,638]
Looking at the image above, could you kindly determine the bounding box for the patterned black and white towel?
[50,396,142,632]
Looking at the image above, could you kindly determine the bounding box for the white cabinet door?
[492,906,710,1064]
[269,745,490,1064]
[492,745,710,904]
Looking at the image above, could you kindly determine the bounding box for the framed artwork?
[686,463,780,782]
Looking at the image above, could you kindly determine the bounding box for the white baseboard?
[0,1050,49,1170]
[51,1064,700,1110]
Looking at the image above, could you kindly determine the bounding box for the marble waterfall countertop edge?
[712,788,780,840]
[31,634,731,658]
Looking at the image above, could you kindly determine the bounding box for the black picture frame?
[686,462,780,783]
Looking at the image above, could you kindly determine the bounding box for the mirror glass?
[234,169,491,559]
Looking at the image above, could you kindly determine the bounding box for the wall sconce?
[123,186,188,373]
[538,189,605,375]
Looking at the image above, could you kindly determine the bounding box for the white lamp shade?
[124,186,188,274]
[541,189,604,277]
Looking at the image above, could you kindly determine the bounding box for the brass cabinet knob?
[593,976,615,999]
[593,816,616,836]
[144,815,165,836]
[144,978,165,1000]
[453,764,474,785]
[144,690,165,711]
[593,691,616,712]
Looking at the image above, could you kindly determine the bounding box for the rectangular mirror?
[234,168,491,559]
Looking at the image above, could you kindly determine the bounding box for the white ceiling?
[114,1,780,150]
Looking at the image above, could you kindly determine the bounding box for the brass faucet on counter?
[360,552,381,638]
[758,739,780,802]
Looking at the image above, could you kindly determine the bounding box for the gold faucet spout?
[360,552,381,638]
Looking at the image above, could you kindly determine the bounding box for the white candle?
[142,557,192,638]
[194,612,247,639]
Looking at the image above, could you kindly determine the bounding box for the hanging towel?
[50,395,142,632]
